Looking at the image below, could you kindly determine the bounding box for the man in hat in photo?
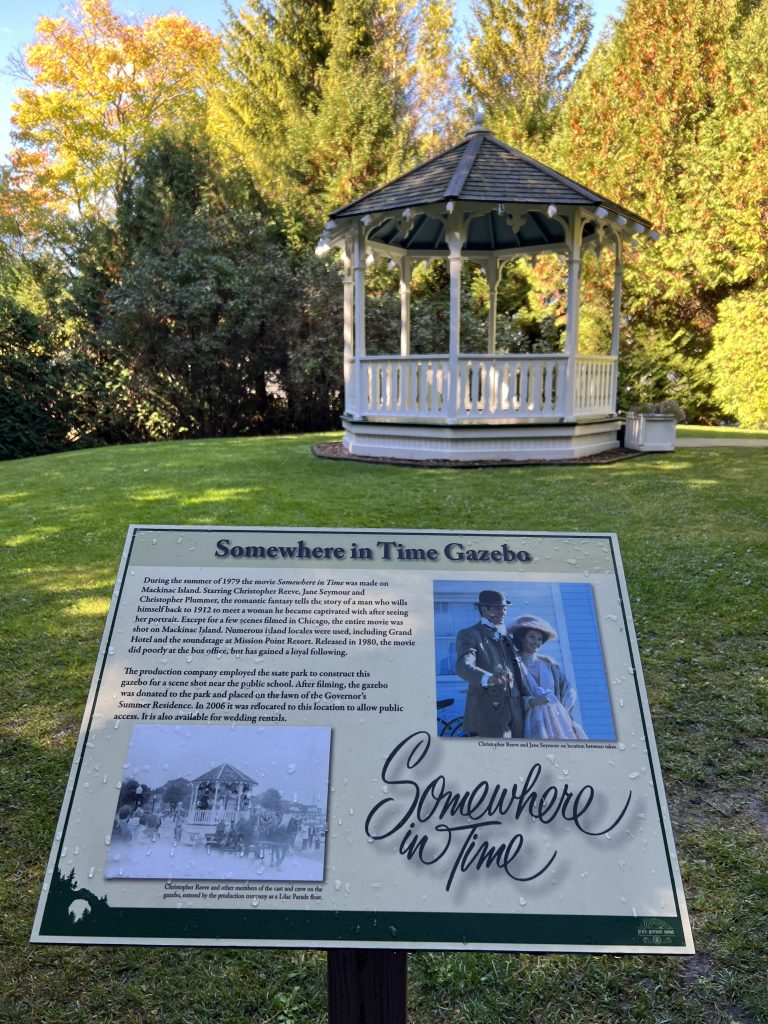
[455,590,524,738]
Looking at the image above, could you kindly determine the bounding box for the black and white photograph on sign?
[105,724,331,881]
[434,580,615,741]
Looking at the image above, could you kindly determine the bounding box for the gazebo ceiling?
[325,118,652,255]
[365,206,575,253]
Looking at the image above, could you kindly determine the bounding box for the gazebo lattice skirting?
[317,114,656,462]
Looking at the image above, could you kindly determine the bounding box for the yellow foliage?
[10,0,219,217]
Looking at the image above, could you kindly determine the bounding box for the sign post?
[32,526,693,959]
[328,950,407,1024]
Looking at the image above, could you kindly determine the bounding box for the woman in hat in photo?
[510,615,588,741]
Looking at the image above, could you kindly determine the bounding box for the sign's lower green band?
[41,903,686,947]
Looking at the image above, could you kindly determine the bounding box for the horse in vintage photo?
[256,811,299,867]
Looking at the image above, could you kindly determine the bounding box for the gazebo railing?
[189,808,239,826]
[354,353,617,421]
[574,354,617,417]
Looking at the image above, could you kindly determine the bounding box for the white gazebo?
[316,115,656,462]
[181,763,257,845]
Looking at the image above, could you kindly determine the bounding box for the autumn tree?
[72,128,344,440]
[215,0,340,240]
[548,0,741,416]
[10,0,218,218]
[214,0,456,242]
[462,0,593,151]
[708,294,768,428]
[551,0,735,226]
[87,132,289,438]
[300,0,410,222]
[679,1,768,427]
[0,162,108,458]
[411,0,461,156]
[374,0,460,158]
[665,1,768,296]
[456,0,593,359]
[2,0,224,452]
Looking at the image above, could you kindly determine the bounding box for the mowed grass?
[2,432,767,1024]
[676,424,768,440]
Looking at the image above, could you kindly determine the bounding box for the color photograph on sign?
[433,580,615,741]
[32,527,693,953]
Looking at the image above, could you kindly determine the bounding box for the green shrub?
[709,289,768,428]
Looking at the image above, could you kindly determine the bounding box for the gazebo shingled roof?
[191,763,257,786]
[330,125,650,255]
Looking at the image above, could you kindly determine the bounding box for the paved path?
[675,437,768,447]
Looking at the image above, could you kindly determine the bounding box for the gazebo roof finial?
[465,108,493,137]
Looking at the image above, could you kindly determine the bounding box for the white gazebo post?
[399,256,411,357]
[446,214,465,420]
[610,234,624,412]
[353,223,367,417]
[234,780,247,816]
[486,257,499,354]
[563,212,585,420]
[342,239,355,415]
[611,235,623,359]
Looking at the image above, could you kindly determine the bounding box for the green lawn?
[2,433,767,1024]
[676,424,768,440]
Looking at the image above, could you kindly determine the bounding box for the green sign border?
[41,900,685,948]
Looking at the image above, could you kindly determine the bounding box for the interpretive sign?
[32,526,693,953]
